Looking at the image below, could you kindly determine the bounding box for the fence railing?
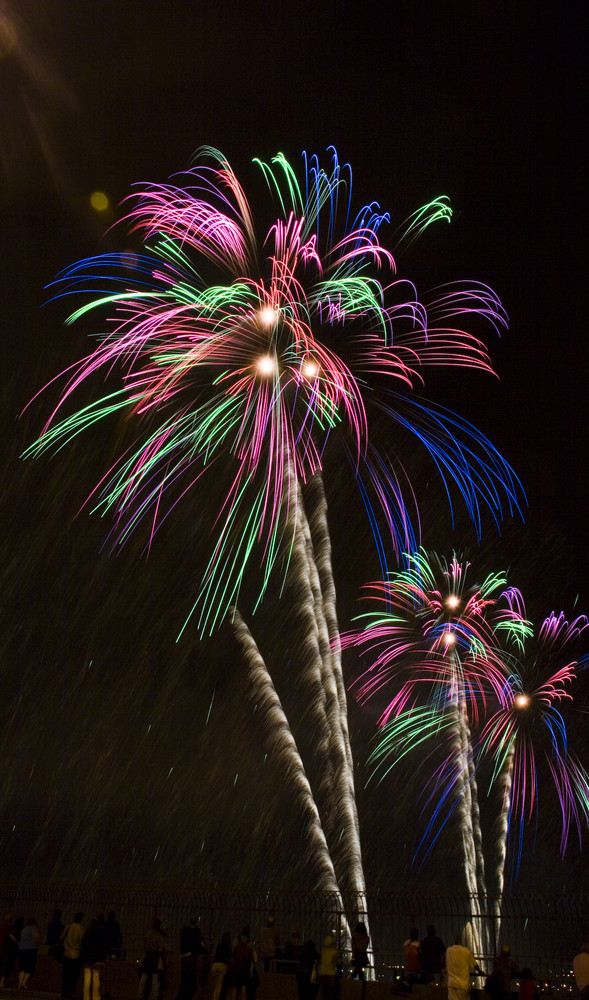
[1,886,586,987]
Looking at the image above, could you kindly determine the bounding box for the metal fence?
[1,886,586,988]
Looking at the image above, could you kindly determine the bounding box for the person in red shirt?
[519,967,537,1000]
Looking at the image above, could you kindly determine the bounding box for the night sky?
[1,0,587,893]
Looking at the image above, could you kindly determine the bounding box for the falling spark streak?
[230,606,346,897]
[205,691,215,725]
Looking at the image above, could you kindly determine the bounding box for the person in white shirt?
[446,933,482,1000]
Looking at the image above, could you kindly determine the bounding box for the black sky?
[1,0,587,891]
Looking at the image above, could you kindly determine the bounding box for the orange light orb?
[514,693,530,709]
[443,632,456,646]
[446,595,460,610]
[302,360,319,378]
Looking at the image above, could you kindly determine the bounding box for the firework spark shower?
[343,549,589,943]
[25,147,527,911]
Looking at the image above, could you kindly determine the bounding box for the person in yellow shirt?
[61,912,85,999]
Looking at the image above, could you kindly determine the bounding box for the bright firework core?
[446,595,460,609]
[443,632,456,646]
[302,359,319,378]
[258,306,278,327]
[256,354,276,376]
[514,692,530,709]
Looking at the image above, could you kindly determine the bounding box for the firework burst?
[477,609,589,888]
[25,148,522,635]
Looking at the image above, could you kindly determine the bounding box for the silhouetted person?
[232,930,258,1000]
[0,913,19,988]
[47,911,65,961]
[211,932,231,1000]
[81,918,106,1000]
[104,912,123,960]
[259,916,279,972]
[421,925,446,981]
[351,923,369,980]
[138,920,166,1000]
[175,917,201,1000]
[18,918,40,990]
[519,967,537,1000]
[493,945,518,1000]
[297,939,320,1000]
[285,929,303,963]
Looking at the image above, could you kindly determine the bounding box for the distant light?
[258,306,278,327]
[514,692,530,709]
[302,359,319,378]
[256,354,276,376]
[446,595,460,609]
[90,190,110,212]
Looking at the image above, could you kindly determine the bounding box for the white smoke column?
[493,744,515,947]
[459,701,490,960]
[305,474,354,771]
[302,473,370,961]
[230,606,345,897]
[444,663,484,962]
[287,473,333,790]
[449,704,480,911]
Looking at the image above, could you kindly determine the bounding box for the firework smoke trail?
[306,473,354,773]
[230,607,346,898]
[492,744,514,944]
[286,464,333,774]
[462,703,491,956]
[446,698,483,955]
[458,698,490,957]
[304,474,367,902]
[300,475,369,950]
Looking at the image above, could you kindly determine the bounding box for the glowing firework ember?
[25,147,523,636]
